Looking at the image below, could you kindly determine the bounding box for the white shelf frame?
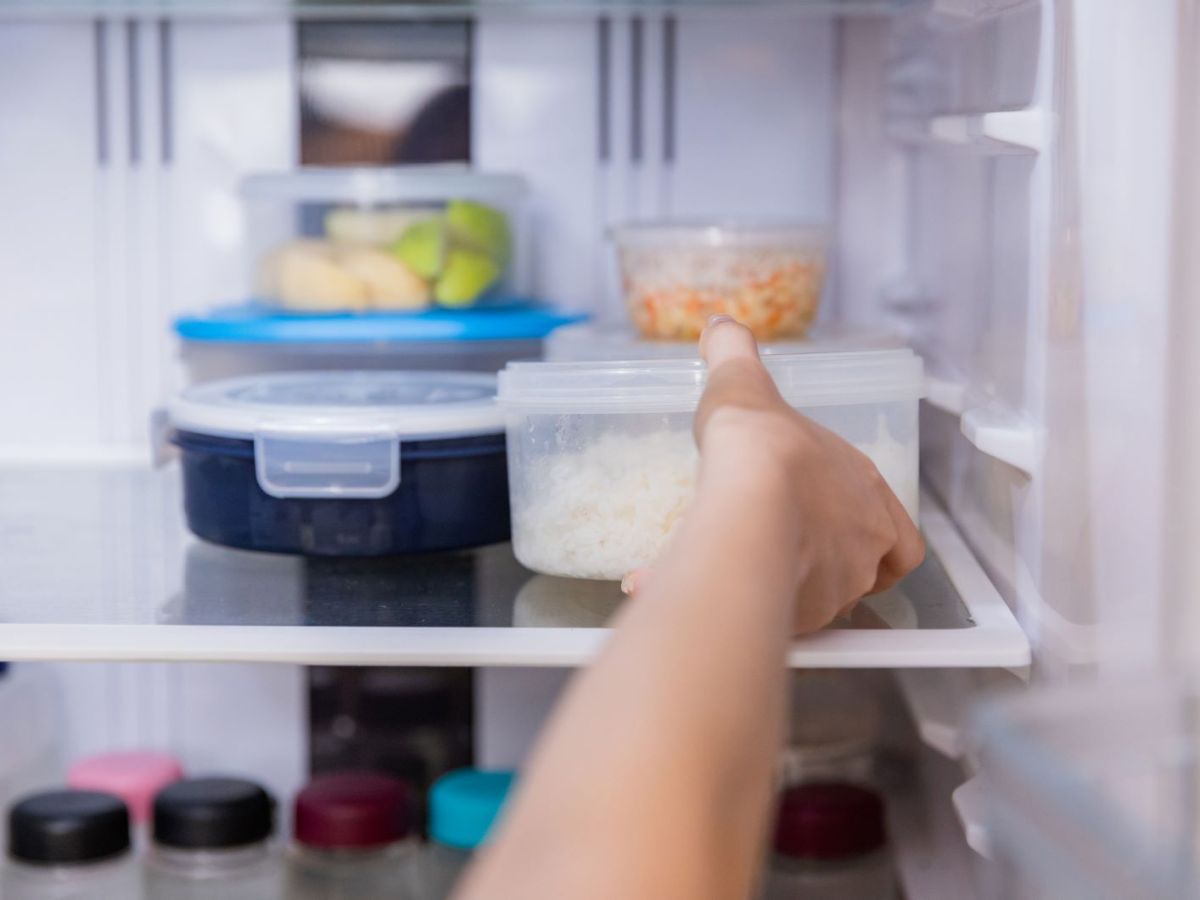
[0,488,1030,667]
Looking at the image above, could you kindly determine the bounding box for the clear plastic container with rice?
[243,166,529,313]
[499,350,922,582]
[611,222,827,341]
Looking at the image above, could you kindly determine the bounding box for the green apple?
[392,218,447,280]
[435,249,500,307]
[446,200,511,264]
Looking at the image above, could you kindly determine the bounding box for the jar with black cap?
[146,777,282,899]
[3,789,138,899]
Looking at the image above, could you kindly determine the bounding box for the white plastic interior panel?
[0,465,1029,667]
[0,18,294,462]
[896,667,1025,760]
[951,775,991,858]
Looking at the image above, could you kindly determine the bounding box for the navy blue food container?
[168,372,509,556]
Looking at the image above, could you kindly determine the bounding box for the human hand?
[624,316,924,634]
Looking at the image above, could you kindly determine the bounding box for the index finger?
[695,317,785,441]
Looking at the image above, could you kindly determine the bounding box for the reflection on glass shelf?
[0,465,1025,666]
[168,542,958,630]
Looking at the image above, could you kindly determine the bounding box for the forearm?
[459,472,799,900]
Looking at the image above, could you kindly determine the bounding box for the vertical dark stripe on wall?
[597,17,611,163]
[126,19,140,165]
[662,14,676,164]
[94,20,109,166]
[159,20,173,165]
[630,16,643,164]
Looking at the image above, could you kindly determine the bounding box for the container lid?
[153,778,274,850]
[774,783,886,860]
[9,791,131,865]
[175,303,587,345]
[544,322,905,363]
[241,165,527,205]
[169,371,503,441]
[610,219,825,248]
[499,349,923,412]
[429,770,515,851]
[68,752,185,825]
[293,772,412,850]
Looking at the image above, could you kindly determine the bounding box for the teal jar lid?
[429,769,515,850]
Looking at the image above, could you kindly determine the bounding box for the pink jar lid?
[294,771,412,850]
[67,751,184,824]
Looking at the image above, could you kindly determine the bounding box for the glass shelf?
[0,464,1028,667]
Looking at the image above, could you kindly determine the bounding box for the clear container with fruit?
[242,166,529,313]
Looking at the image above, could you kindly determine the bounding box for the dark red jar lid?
[293,772,412,850]
[774,782,886,860]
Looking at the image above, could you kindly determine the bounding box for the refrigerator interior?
[0,0,1186,894]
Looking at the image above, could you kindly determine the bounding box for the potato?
[274,240,370,311]
[337,246,432,311]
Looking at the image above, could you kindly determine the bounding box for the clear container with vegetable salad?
[610,221,827,341]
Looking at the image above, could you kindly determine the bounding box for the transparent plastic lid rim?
[168,371,505,441]
[544,322,906,363]
[240,165,528,205]
[610,219,826,248]
[498,350,924,412]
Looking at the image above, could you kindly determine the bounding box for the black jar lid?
[9,790,131,865]
[153,777,274,850]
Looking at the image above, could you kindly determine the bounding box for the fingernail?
[707,314,734,329]
[620,574,636,595]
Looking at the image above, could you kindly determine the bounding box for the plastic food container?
[545,322,902,363]
[167,371,509,557]
[243,166,529,313]
[611,222,826,340]
[499,350,921,581]
[175,303,586,384]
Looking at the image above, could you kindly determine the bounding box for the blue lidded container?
[167,371,509,557]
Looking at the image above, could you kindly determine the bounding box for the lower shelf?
[0,465,1029,667]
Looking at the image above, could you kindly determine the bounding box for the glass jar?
[145,777,282,900]
[3,790,138,900]
[761,783,896,900]
[286,771,418,899]
[416,770,514,899]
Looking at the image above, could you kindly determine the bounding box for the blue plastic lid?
[175,302,586,345]
[429,769,515,850]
